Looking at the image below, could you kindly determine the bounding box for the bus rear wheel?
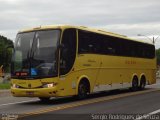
[131,77,139,91]
[78,81,88,99]
[139,77,146,90]
[39,97,50,102]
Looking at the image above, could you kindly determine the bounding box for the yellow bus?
[11,25,156,101]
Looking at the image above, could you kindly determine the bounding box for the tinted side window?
[145,45,155,58]
[60,29,76,75]
[78,30,155,59]
[104,36,122,56]
[78,30,101,54]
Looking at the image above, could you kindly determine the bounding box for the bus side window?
[60,29,76,75]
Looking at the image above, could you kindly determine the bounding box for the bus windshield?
[12,30,60,79]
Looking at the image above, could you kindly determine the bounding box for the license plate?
[26,91,34,95]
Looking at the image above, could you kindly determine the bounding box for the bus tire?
[39,97,50,102]
[78,80,89,99]
[139,76,146,90]
[131,77,139,91]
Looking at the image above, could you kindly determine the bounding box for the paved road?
[0,79,160,120]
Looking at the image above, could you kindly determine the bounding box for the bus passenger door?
[59,28,77,96]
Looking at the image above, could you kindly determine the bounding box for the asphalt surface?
[0,79,160,120]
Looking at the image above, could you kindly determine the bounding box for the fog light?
[43,83,57,88]
[12,84,19,88]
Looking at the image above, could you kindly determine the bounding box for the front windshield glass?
[12,30,60,79]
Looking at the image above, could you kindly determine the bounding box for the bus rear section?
[76,29,156,93]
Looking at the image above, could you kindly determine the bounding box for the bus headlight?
[42,83,56,88]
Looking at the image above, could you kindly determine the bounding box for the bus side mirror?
[61,48,68,59]
[59,44,69,60]
[58,44,66,58]
[58,44,65,50]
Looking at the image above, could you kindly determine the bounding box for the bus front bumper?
[11,87,58,97]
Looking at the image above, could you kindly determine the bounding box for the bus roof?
[19,25,154,45]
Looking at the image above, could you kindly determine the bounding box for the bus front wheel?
[78,81,88,99]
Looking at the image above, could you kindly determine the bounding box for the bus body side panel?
[92,55,156,92]
[56,54,101,96]
[74,54,101,94]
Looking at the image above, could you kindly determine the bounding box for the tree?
[0,35,14,72]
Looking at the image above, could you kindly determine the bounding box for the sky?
[0,0,160,48]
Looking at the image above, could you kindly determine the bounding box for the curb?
[0,89,11,97]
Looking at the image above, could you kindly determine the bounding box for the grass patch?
[0,83,10,89]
